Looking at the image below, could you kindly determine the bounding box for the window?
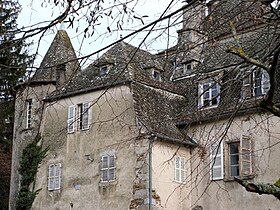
[48,163,61,191]
[152,69,162,81]
[67,102,90,133]
[26,99,32,128]
[100,154,116,182]
[198,81,220,108]
[242,69,270,99]
[210,143,224,180]
[227,136,253,178]
[174,156,186,183]
[78,102,89,130]
[183,61,193,73]
[210,135,253,181]
[100,66,109,77]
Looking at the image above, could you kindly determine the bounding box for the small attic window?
[56,64,66,71]
[100,65,109,77]
[152,69,162,81]
[183,61,193,72]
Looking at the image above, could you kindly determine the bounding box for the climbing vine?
[16,134,48,210]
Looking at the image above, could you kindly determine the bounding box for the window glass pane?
[231,166,239,176]
[230,154,239,165]
[230,143,239,154]
[49,165,55,177]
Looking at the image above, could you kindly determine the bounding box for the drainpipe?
[148,134,156,210]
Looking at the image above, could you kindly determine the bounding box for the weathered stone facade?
[9,0,280,210]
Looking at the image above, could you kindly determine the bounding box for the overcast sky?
[17,0,183,68]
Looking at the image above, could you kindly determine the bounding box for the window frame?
[67,102,90,133]
[241,69,270,99]
[198,81,220,109]
[26,99,32,129]
[174,156,187,183]
[224,135,253,180]
[228,141,240,177]
[48,163,62,191]
[77,102,90,131]
[100,154,116,183]
[100,65,109,77]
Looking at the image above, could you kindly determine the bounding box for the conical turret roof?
[32,30,80,83]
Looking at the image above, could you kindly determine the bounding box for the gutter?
[176,105,266,127]
[44,80,132,102]
[152,132,197,147]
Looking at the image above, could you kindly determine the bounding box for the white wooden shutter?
[82,102,89,130]
[210,142,224,180]
[54,163,61,190]
[175,157,180,182]
[241,71,252,99]
[68,105,76,133]
[109,155,115,181]
[48,164,55,190]
[101,156,108,182]
[240,135,252,178]
[180,157,186,183]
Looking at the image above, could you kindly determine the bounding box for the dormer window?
[183,61,193,72]
[198,80,220,109]
[241,69,270,99]
[100,66,109,77]
[152,69,162,81]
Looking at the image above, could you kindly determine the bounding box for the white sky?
[17,0,183,68]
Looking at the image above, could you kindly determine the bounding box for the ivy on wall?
[16,134,48,210]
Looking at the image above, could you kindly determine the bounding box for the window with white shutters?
[175,156,186,183]
[68,102,90,133]
[210,143,224,180]
[48,163,61,191]
[100,154,116,182]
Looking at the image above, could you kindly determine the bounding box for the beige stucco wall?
[32,85,142,209]
[10,84,56,210]
[189,113,280,210]
[152,141,191,210]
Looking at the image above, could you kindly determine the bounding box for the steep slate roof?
[32,30,80,83]
[45,41,195,146]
